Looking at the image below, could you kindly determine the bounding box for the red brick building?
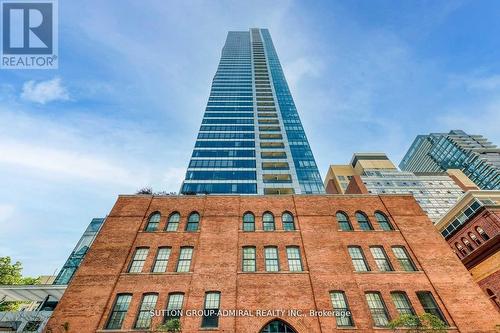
[45,194,499,332]
[436,191,500,311]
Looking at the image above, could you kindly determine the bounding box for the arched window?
[186,212,200,231]
[165,212,180,232]
[462,238,474,252]
[336,212,353,231]
[374,212,393,231]
[469,232,481,246]
[145,212,161,232]
[356,212,373,231]
[476,226,489,241]
[263,212,275,231]
[260,319,297,333]
[455,243,467,256]
[243,212,255,231]
[282,212,295,231]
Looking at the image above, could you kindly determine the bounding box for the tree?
[0,257,40,311]
[388,313,447,332]
[157,319,181,332]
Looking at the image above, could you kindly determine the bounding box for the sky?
[1,0,499,277]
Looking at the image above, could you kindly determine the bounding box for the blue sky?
[1,0,499,277]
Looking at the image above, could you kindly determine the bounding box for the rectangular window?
[348,246,370,272]
[105,294,132,329]
[286,247,303,272]
[365,292,390,327]
[391,292,415,315]
[330,291,354,327]
[164,293,184,322]
[128,248,149,273]
[135,294,158,329]
[416,292,448,324]
[242,247,256,272]
[152,247,171,273]
[264,247,279,272]
[392,246,417,271]
[176,247,193,272]
[201,292,220,328]
[370,246,393,272]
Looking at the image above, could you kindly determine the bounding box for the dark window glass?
[416,292,448,324]
[356,212,373,230]
[282,212,295,231]
[336,212,353,231]
[243,213,255,231]
[201,292,220,328]
[330,291,354,327]
[186,213,200,231]
[375,212,393,230]
[145,212,160,232]
[105,294,132,329]
[391,292,415,315]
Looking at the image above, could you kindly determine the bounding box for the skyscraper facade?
[400,130,500,190]
[180,28,323,195]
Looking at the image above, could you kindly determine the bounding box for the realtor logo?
[1,0,58,69]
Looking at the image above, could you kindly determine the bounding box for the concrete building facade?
[45,194,499,332]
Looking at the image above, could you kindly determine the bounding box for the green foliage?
[0,256,41,311]
[157,319,181,332]
[389,313,447,332]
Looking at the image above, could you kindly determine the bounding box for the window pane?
[392,246,416,271]
[375,212,393,231]
[336,212,353,231]
[356,212,373,231]
[348,247,369,272]
[186,213,200,231]
[330,291,354,327]
[152,248,171,273]
[282,213,295,231]
[177,248,193,272]
[265,247,279,272]
[129,248,149,273]
[286,247,302,271]
[106,294,132,329]
[243,213,255,231]
[135,294,158,329]
[370,247,393,272]
[263,213,275,231]
[146,213,160,231]
[202,292,220,328]
[166,213,180,231]
[165,294,184,321]
[242,247,256,272]
[391,292,414,315]
[365,292,389,327]
[417,292,447,324]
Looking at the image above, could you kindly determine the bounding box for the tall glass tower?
[181,28,324,195]
[400,130,500,190]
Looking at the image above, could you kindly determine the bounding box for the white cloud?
[0,140,143,186]
[21,77,70,104]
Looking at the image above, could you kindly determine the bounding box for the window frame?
[201,291,221,328]
[242,246,256,272]
[336,211,353,231]
[134,293,158,329]
[416,291,448,325]
[370,246,393,272]
[391,246,417,272]
[242,212,255,231]
[282,212,295,231]
[348,246,370,272]
[374,211,394,231]
[263,212,275,231]
[286,246,303,272]
[330,290,354,327]
[165,212,180,232]
[151,247,171,273]
[128,247,149,273]
[390,291,415,315]
[164,292,184,323]
[145,212,161,232]
[264,246,280,272]
[186,212,200,232]
[176,247,194,272]
[105,293,132,329]
[365,291,391,327]
[355,211,374,231]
